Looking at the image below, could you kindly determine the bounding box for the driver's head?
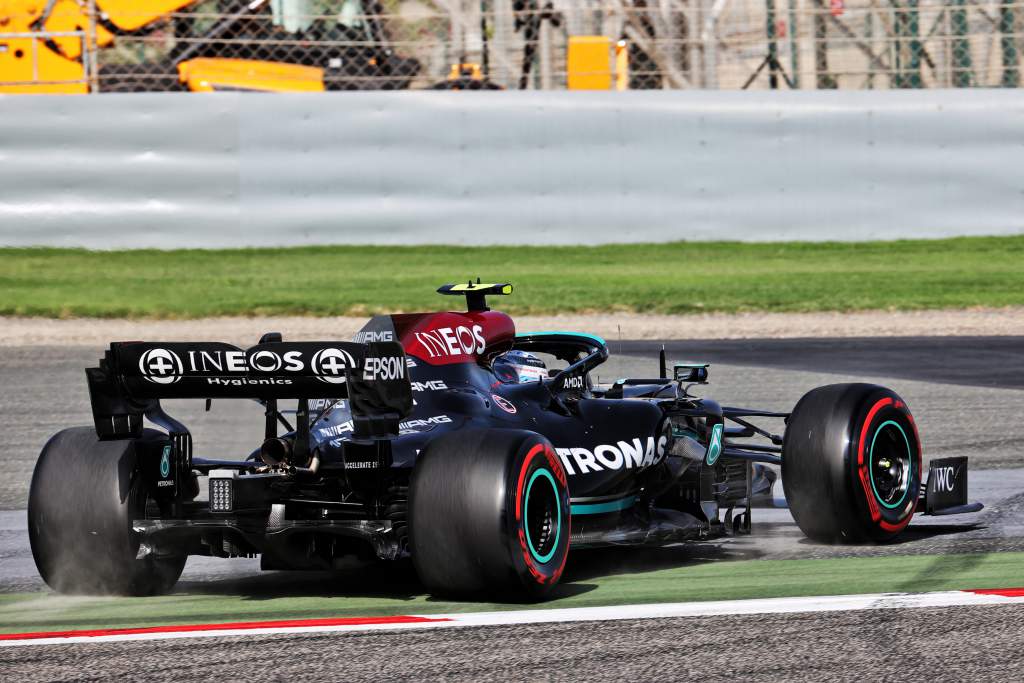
[493,350,547,384]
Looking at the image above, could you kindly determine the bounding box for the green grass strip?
[1,236,1022,318]
[0,551,1020,634]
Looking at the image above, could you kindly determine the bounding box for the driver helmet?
[493,350,547,384]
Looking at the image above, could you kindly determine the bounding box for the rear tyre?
[28,427,186,595]
[409,429,570,599]
[782,383,921,543]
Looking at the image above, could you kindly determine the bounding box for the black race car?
[28,283,982,597]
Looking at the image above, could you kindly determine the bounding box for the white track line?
[3,589,1022,647]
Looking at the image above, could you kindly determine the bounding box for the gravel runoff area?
[3,606,1023,682]
[1,307,1022,346]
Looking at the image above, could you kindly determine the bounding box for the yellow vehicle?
[177,58,325,93]
[0,0,419,93]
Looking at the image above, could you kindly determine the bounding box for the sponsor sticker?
[311,348,356,384]
[555,436,668,475]
[139,348,184,385]
[411,380,448,392]
[362,353,405,381]
[325,415,451,443]
[492,394,517,414]
[206,377,293,387]
[398,415,452,434]
[160,445,172,478]
[318,422,354,438]
[414,325,486,359]
[926,456,968,512]
[352,330,394,344]
[705,423,724,466]
[137,345,357,384]
[561,374,584,391]
[249,350,283,372]
[309,398,341,411]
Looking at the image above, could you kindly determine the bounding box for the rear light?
[209,471,234,512]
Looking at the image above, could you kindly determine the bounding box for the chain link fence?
[1,0,1020,91]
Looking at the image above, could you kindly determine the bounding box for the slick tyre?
[409,429,570,600]
[782,383,922,543]
[28,427,186,595]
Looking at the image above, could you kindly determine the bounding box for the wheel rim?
[524,468,560,564]
[869,420,913,509]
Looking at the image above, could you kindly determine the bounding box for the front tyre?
[782,384,922,543]
[409,429,570,599]
[28,427,186,595]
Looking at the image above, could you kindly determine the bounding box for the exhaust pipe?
[260,438,320,478]
[259,437,292,467]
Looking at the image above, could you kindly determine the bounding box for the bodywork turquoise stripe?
[517,331,607,346]
[570,495,638,516]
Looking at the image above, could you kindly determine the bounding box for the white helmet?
[493,350,547,383]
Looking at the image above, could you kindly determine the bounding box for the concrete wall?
[0,90,1021,248]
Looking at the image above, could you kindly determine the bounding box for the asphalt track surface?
[4,336,1023,510]
[2,336,1023,679]
[4,605,1024,681]
[617,336,1024,390]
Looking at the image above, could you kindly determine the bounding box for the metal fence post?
[893,0,904,87]
[893,0,922,88]
[865,7,874,88]
[539,16,552,89]
[950,0,972,87]
[700,0,720,89]
[766,0,779,88]
[812,0,835,88]
[907,0,923,87]
[1000,0,1020,87]
[86,0,99,92]
[787,0,800,88]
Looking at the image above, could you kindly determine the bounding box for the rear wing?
[86,340,413,440]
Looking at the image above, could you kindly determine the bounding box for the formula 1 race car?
[28,283,982,597]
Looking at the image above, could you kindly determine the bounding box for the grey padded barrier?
[0,90,1021,248]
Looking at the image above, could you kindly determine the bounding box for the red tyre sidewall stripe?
[857,397,893,467]
[514,441,569,586]
[542,444,570,585]
[878,515,912,533]
[857,396,920,532]
[514,443,544,521]
[902,400,924,518]
[857,397,893,522]
[857,466,881,522]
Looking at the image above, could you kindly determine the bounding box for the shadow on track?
[898,523,985,542]
[161,513,994,604]
[561,536,770,584]
[173,560,602,606]
[169,543,758,604]
[170,524,989,601]
[791,522,985,548]
[176,560,423,601]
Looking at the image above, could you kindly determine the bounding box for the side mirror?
[674,363,709,384]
